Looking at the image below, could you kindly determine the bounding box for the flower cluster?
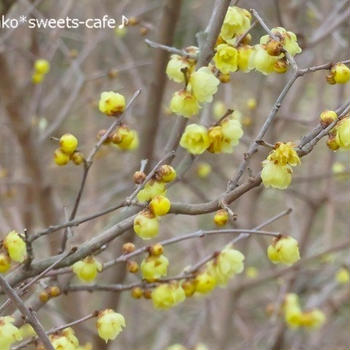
[169,67,219,118]
[180,115,243,155]
[283,293,326,329]
[261,142,300,190]
[134,165,176,240]
[267,235,300,266]
[72,256,103,283]
[32,59,50,84]
[54,134,84,166]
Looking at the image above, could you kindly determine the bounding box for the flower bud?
[48,286,61,298]
[155,165,176,183]
[194,271,216,294]
[122,242,135,254]
[328,63,350,84]
[320,110,337,127]
[32,72,44,84]
[335,118,350,149]
[59,133,78,155]
[143,289,152,299]
[326,135,339,151]
[71,151,84,165]
[335,267,349,284]
[149,243,164,256]
[96,129,112,144]
[111,126,134,149]
[54,148,70,166]
[39,291,49,303]
[3,231,27,263]
[149,195,171,216]
[137,180,167,202]
[96,310,126,342]
[0,253,11,273]
[141,254,169,282]
[72,256,103,282]
[181,280,196,297]
[133,209,159,240]
[196,162,212,178]
[133,171,146,184]
[99,91,126,116]
[131,287,143,299]
[34,59,50,75]
[213,209,229,226]
[126,260,139,273]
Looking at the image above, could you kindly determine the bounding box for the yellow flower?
[335,118,350,149]
[299,309,326,329]
[60,133,78,155]
[267,236,300,266]
[249,45,279,75]
[220,116,244,152]
[97,310,125,342]
[54,148,70,166]
[328,63,350,84]
[261,160,292,189]
[50,328,79,350]
[196,162,212,178]
[180,124,210,155]
[213,44,238,74]
[194,271,216,294]
[72,256,102,282]
[261,27,302,56]
[3,231,27,263]
[112,126,139,150]
[0,317,22,350]
[133,209,159,240]
[170,90,200,118]
[283,293,302,328]
[213,101,227,120]
[190,67,220,103]
[141,254,169,282]
[237,45,253,72]
[155,165,177,183]
[137,180,166,202]
[99,91,126,116]
[166,55,192,83]
[207,126,225,153]
[32,72,44,84]
[213,209,229,226]
[34,59,50,74]
[0,253,11,273]
[207,247,244,286]
[150,195,171,216]
[245,266,258,278]
[19,324,35,339]
[267,142,300,167]
[246,98,257,110]
[151,283,185,309]
[335,267,350,284]
[220,6,251,44]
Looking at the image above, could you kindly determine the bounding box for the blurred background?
[0,0,349,349]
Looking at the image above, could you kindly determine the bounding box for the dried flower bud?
[126,260,139,273]
[133,171,146,184]
[122,242,135,254]
[131,287,143,299]
[148,243,164,256]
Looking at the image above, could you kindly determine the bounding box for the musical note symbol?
[118,15,128,29]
